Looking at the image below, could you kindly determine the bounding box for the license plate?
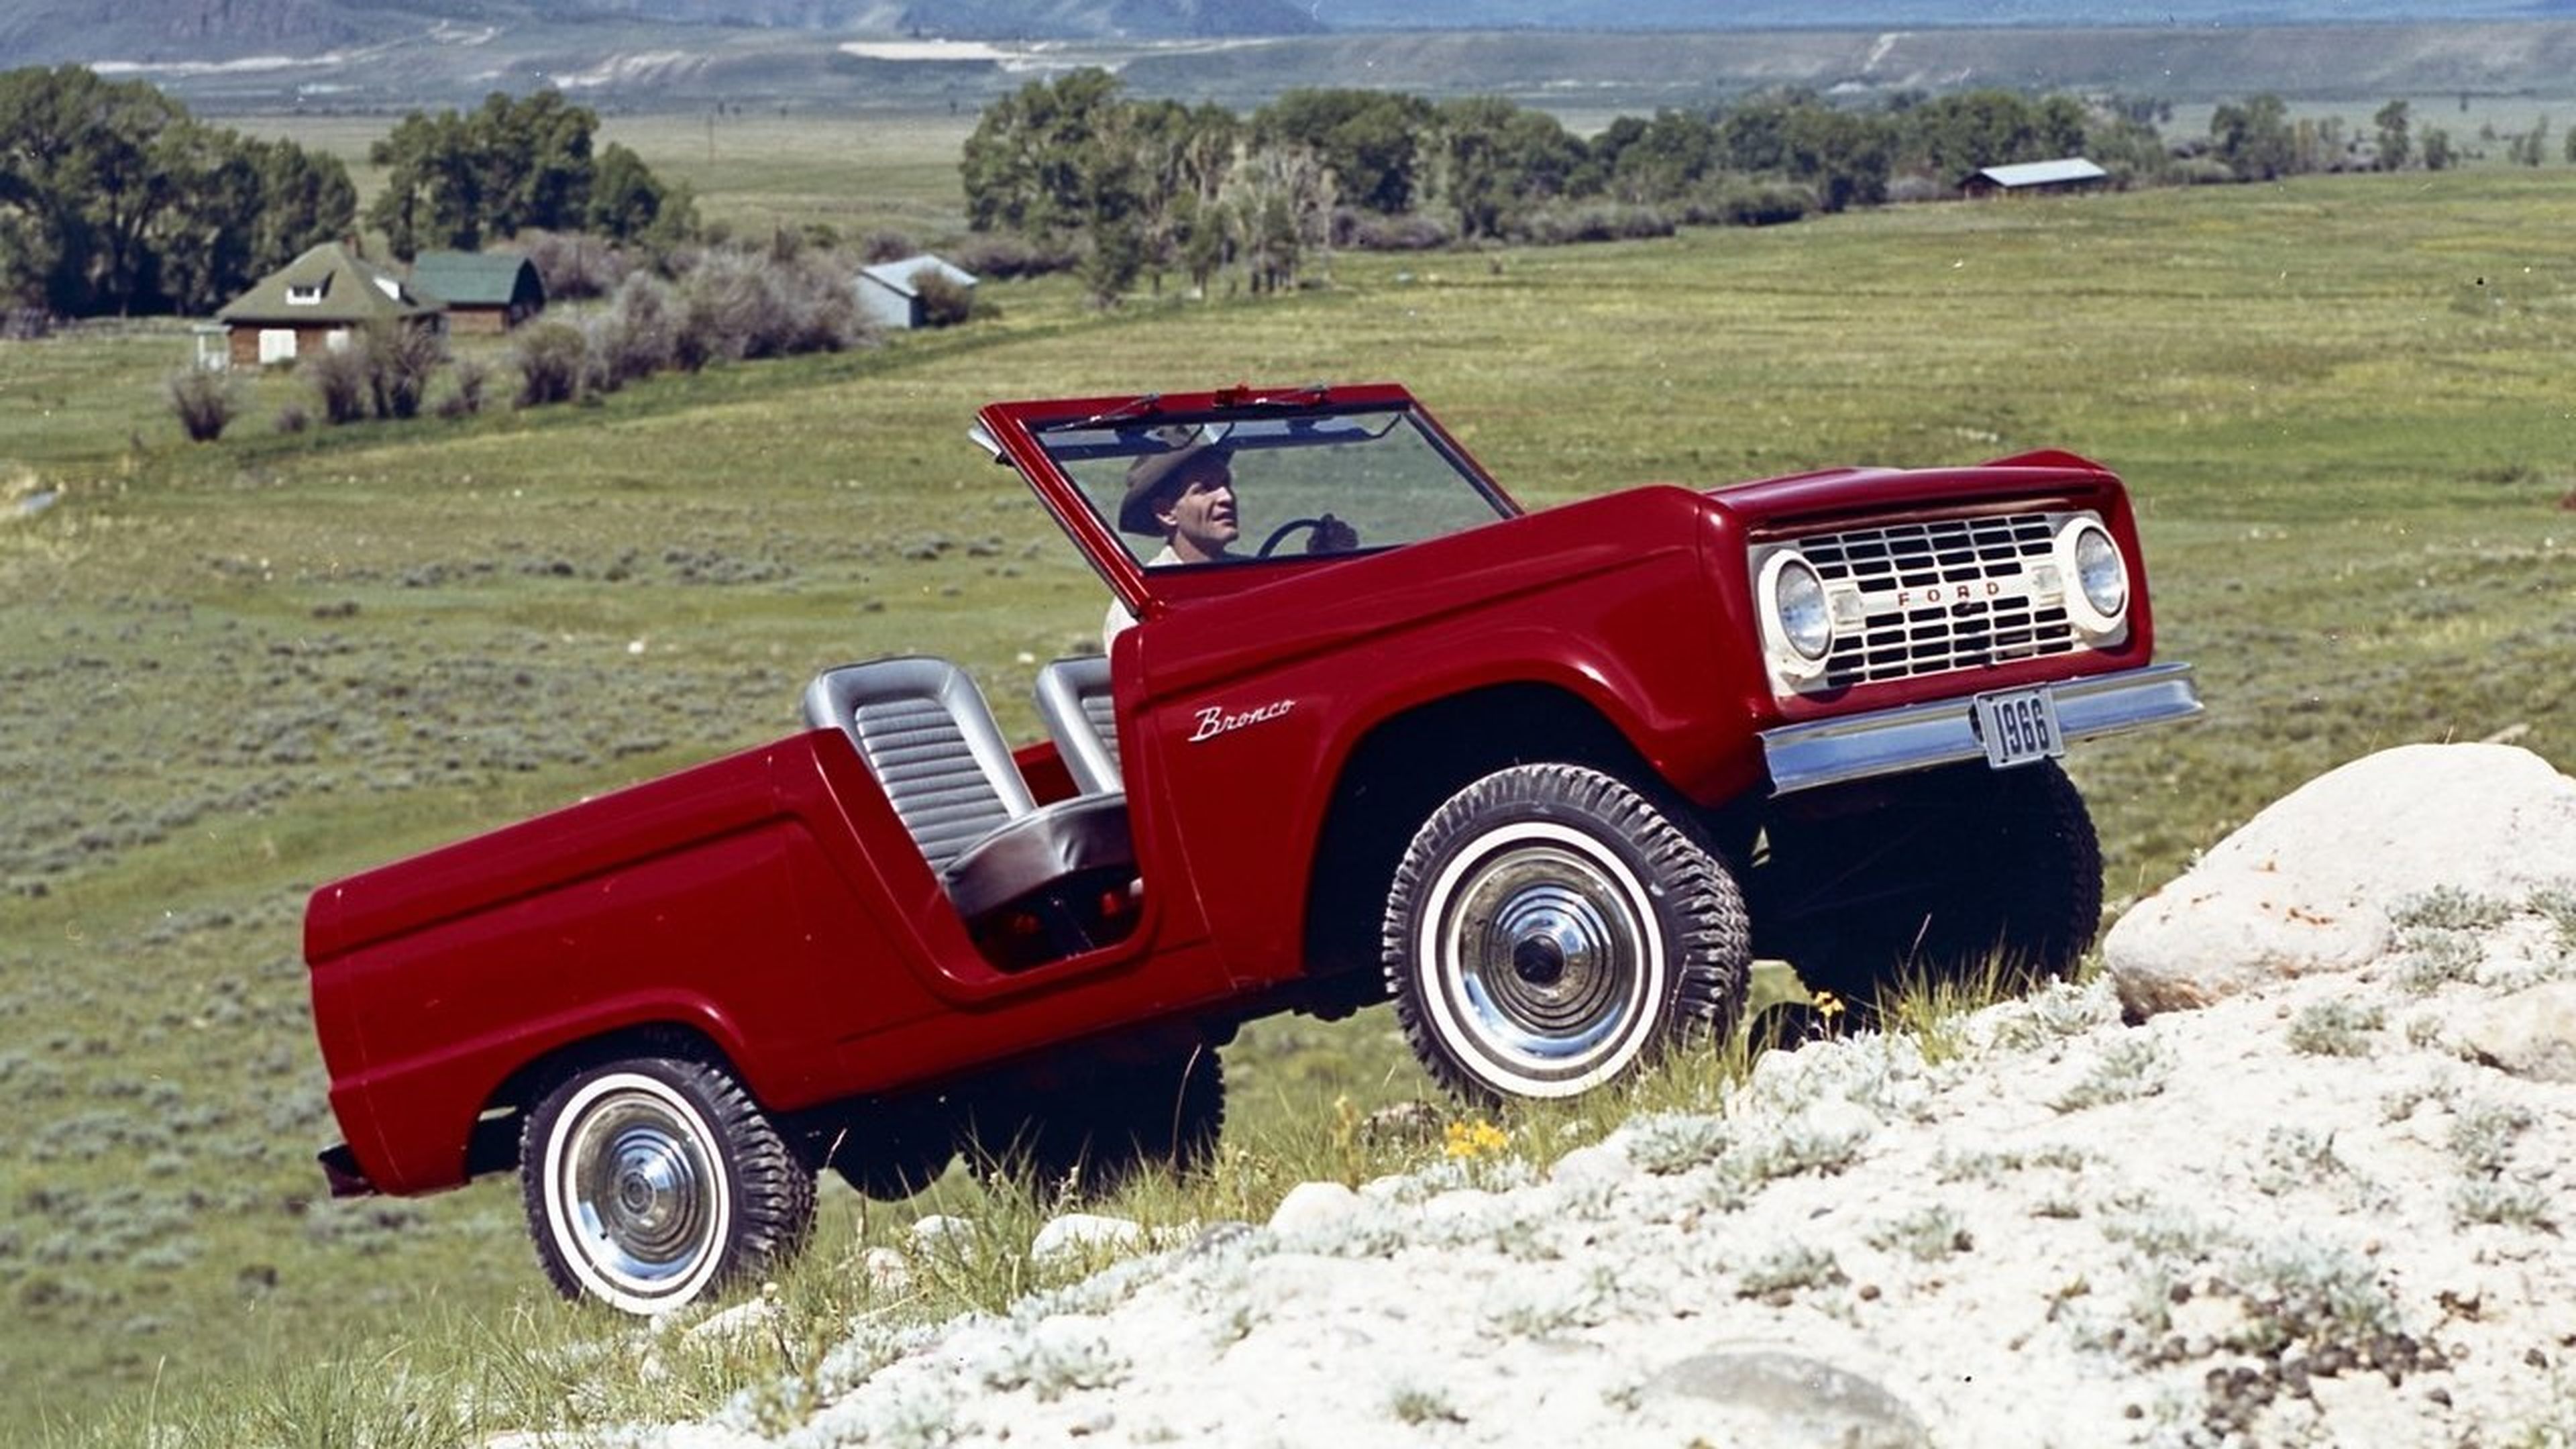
[1974,688,2064,769]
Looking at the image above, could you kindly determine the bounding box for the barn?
[1962,158,2110,199]
[211,242,444,369]
[409,252,545,334]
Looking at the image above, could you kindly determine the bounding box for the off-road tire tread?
[519,1055,816,1310]
[1381,763,1751,1104]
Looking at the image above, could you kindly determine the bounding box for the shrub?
[945,232,1078,280]
[911,270,974,328]
[860,229,918,263]
[1504,202,1675,246]
[274,402,310,435]
[1693,180,1813,228]
[678,247,867,360]
[165,368,237,443]
[304,343,370,425]
[600,274,680,384]
[1340,210,1456,252]
[362,321,445,421]
[436,357,488,420]
[511,321,587,408]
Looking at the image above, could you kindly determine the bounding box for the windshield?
[1036,406,1515,567]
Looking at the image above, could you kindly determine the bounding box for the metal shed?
[1962,158,2110,199]
[855,256,977,331]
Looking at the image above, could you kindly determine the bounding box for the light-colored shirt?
[1102,545,1181,653]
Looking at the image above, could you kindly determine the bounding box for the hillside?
[30,17,2576,113]
[13,0,2576,111]
[482,747,2576,1449]
[4,159,2573,1442]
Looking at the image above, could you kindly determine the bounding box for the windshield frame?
[975,382,1525,623]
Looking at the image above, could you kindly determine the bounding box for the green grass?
[5,140,2576,1444]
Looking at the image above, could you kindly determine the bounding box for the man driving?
[1103,439,1236,648]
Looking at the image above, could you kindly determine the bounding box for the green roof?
[215,242,441,325]
[409,251,544,309]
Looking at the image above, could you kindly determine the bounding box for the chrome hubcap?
[561,1087,721,1300]
[1432,830,1657,1089]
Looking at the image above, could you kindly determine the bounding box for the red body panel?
[308,382,2178,1198]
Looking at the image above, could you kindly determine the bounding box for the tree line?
[0,66,354,317]
[0,66,692,321]
[963,72,2528,305]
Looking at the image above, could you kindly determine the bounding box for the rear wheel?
[1383,763,1750,1104]
[1754,759,2102,1004]
[520,1056,814,1314]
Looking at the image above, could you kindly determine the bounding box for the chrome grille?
[1799,513,2078,688]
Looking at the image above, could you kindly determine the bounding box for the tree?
[586,142,692,247]
[960,68,1129,238]
[2210,94,2297,181]
[368,90,612,260]
[369,109,485,256]
[0,65,351,317]
[1252,88,1431,215]
[2511,115,2550,166]
[1901,89,2078,183]
[1221,144,1334,293]
[1597,109,1719,204]
[474,91,595,235]
[2373,99,2411,171]
[2422,127,2455,170]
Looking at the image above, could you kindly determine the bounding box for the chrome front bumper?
[1760,662,2203,796]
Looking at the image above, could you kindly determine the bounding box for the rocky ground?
[566,744,2576,1449]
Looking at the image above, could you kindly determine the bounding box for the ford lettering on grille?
[1801,513,2078,688]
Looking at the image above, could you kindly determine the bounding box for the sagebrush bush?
[600,274,680,383]
[363,321,445,421]
[945,232,1079,280]
[681,248,867,360]
[1338,210,1456,251]
[911,270,974,328]
[1503,203,1675,246]
[439,356,488,419]
[165,368,235,443]
[511,321,587,408]
[303,343,370,425]
[1687,180,1813,227]
[861,229,919,263]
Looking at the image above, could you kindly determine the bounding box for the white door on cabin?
[258,329,297,364]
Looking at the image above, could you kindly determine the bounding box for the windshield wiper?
[1045,393,1163,433]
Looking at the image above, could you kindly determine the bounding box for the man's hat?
[1117,435,1232,535]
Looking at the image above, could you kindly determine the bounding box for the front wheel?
[521,1056,815,1314]
[1383,763,1750,1104]
[1754,759,2102,1003]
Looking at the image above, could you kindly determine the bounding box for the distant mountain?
[0,0,1321,66]
[10,0,2572,112]
[1310,0,2557,25]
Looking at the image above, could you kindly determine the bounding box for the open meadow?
[2,130,2573,1441]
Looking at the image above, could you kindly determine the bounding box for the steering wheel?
[1257,515,1359,557]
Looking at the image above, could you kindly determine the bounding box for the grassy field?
[3,136,2573,1442]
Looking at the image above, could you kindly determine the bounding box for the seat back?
[803,657,1035,873]
[1034,655,1122,796]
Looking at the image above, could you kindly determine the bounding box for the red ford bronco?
[305,382,2199,1311]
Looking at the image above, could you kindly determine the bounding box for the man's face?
[1157,460,1238,562]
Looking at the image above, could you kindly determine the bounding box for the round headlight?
[2058,517,2130,635]
[1766,552,1833,664]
